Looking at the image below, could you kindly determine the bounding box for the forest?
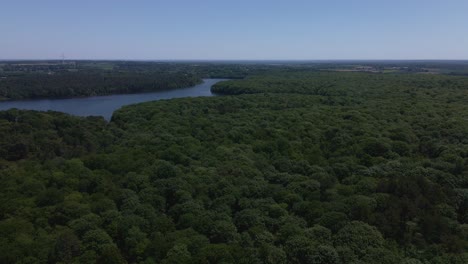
[0,61,284,100]
[0,68,468,263]
[0,72,201,100]
[3,60,468,100]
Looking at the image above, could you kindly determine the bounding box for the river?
[0,79,226,120]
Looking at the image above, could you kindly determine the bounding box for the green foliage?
[1,70,468,262]
[334,221,384,258]
[0,71,201,100]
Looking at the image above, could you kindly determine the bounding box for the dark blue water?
[0,79,226,120]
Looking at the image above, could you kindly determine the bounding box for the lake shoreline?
[0,78,228,120]
[0,79,209,102]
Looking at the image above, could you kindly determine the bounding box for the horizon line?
[2,59,468,62]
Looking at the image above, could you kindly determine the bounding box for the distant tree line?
[0,72,201,100]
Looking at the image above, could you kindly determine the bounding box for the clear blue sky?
[1,0,467,60]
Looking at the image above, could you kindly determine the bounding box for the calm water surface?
[0,79,226,120]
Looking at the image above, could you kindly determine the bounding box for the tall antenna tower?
[61,53,65,65]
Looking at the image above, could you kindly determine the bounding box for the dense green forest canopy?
[212,71,468,97]
[0,72,201,100]
[1,69,468,263]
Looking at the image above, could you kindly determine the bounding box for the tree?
[334,221,384,258]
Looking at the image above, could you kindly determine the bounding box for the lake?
[0,79,226,120]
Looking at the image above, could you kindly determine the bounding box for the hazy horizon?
[0,58,468,63]
[2,0,468,60]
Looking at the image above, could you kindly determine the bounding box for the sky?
[1,0,467,60]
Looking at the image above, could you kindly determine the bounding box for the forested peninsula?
[1,67,468,263]
[0,72,201,100]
